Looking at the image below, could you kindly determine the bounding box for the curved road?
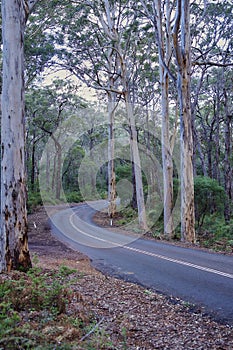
[50,201,233,324]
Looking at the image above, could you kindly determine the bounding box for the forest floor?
[1,205,232,349]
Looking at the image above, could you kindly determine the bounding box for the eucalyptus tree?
[141,1,178,238]
[141,0,196,242]
[58,0,149,230]
[1,0,39,272]
[56,1,121,218]
[173,0,196,242]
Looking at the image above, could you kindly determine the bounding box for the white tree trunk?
[161,74,174,237]
[174,0,196,242]
[155,0,175,237]
[0,0,34,272]
[125,94,148,231]
[107,93,117,218]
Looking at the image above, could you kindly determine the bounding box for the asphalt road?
[50,201,233,324]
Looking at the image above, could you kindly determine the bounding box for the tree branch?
[193,61,233,68]
[27,0,40,13]
[172,0,182,67]
[80,318,105,342]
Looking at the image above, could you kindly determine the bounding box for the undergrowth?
[0,262,113,349]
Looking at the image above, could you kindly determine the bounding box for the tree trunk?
[213,95,221,183]
[191,71,206,176]
[131,160,137,210]
[52,154,57,192]
[125,93,148,231]
[55,141,62,200]
[0,0,32,272]
[156,0,175,238]
[107,93,117,218]
[173,0,196,242]
[223,87,232,223]
[31,130,36,191]
[106,43,117,218]
[46,149,51,191]
[159,70,175,237]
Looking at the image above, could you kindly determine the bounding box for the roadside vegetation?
[1,251,232,350]
[27,166,233,254]
[0,262,113,349]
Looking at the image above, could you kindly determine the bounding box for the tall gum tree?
[58,0,149,230]
[172,0,195,242]
[141,0,196,242]
[101,0,148,230]
[141,0,176,238]
[0,0,39,272]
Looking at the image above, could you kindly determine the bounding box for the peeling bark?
[173,0,196,243]
[125,94,148,231]
[107,98,117,218]
[154,0,175,238]
[0,0,38,272]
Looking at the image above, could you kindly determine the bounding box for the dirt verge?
[26,206,233,349]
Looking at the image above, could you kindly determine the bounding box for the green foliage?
[148,209,158,223]
[27,191,43,213]
[120,206,137,219]
[194,176,226,228]
[64,191,83,203]
[198,217,233,252]
[116,206,137,226]
[193,176,233,250]
[39,191,61,205]
[81,320,114,349]
[121,327,128,350]
[115,162,132,183]
[3,267,71,314]
[0,264,86,349]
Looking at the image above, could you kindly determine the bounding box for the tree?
[141,0,177,238]
[172,0,195,242]
[0,0,39,272]
[57,0,149,230]
[141,0,196,242]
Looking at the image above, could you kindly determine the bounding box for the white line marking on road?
[69,212,233,280]
[69,212,120,246]
[123,246,233,279]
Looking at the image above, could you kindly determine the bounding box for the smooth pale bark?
[53,137,62,200]
[161,76,175,237]
[106,47,117,218]
[141,0,195,241]
[154,0,174,237]
[125,93,148,231]
[94,1,118,218]
[173,0,196,243]
[101,0,148,229]
[107,93,117,218]
[0,0,39,272]
[46,149,51,191]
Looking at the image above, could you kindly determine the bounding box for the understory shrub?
[27,191,43,213]
[194,176,226,228]
[64,191,83,203]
